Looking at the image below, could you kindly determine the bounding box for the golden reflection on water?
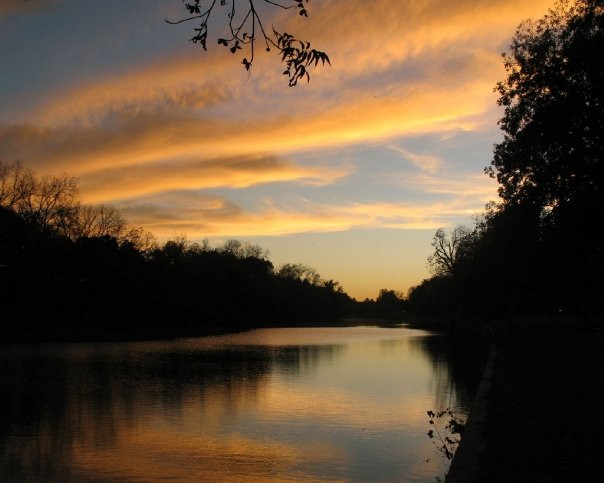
[71,429,347,482]
[0,326,480,482]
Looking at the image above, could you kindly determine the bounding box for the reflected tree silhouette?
[410,332,488,410]
[0,339,344,481]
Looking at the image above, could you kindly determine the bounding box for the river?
[0,325,485,482]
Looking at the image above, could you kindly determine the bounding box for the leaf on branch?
[168,0,330,86]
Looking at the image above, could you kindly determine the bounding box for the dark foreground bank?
[448,321,603,482]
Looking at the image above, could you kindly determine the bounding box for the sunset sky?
[0,0,553,300]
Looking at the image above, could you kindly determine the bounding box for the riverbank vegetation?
[408,0,603,322]
[0,161,355,340]
[0,160,410,341]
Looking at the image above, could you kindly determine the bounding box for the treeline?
[407,201,602,317]
[407,0,603,320]
[354,289,407,319]
[0,161,351,340]
[0,161,152,248]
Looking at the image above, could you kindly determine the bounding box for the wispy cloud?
[79,155,350,203]
[0,0,549,247]
[117,189,490,239]
[0,69,497,177]
[4,0,553,174]
[407,171,498,199]
[385,145,444,173]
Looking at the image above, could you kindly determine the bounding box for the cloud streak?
[78,155,350,203]
[2,0,553,182]
[0,66,497,179]
[116,186,493,239]
[386,145,445,173]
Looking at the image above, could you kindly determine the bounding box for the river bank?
[447,320,603,482]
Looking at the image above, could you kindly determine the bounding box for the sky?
[0,0,553,300]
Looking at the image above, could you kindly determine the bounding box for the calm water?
[0,325,484,482]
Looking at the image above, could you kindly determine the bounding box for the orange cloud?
[406,171,498,199]
[385,145,445,173]
[78,155,350,203]
[0,67,496,178]
[0,0,549,249]
[5,1,552,178]
[116,185,493,238]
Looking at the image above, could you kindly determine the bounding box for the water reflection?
[0,326,483,482]
[409,330,489,410]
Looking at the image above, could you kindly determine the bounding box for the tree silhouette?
[167,0,330,85]
[1,163,353,340]
[0,160,78,231]
[487,0,604,315]
[427,225,472,277]
[0,160,154,249]
[487,0,603,213]
[410,0,604,318]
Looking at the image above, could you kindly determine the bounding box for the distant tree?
[159,236,190,264]
[376,288,405,313]
[0,160,78,231]
[427,225,472,277]
[376,289,404,303]
[218,239,269,259]
[323,279,344,293]
[240,241,270,259]
[120,225,157,252]
[0,160,35,209]
[0,159,154,249]
[188,238,211,253]
[168,0,330,86]
[277,262,321,285]
[59,204,125,240]
[220,238,242,256]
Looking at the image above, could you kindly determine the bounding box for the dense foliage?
[409,0,604,318]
